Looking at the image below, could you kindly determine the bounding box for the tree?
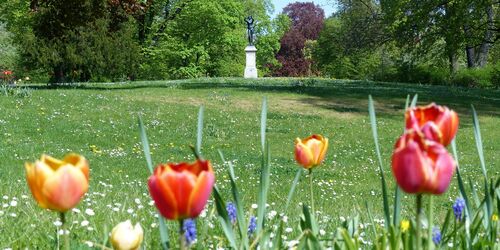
[274,2,325,76]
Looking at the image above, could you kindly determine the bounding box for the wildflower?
[226,202,237,224]
[25,154,89,212]
[452,197,465,221]
[493,214,498,222]
[391,130,455,194]
[405,103,459,146]
[148,159,215,220]
[294,134,328,169]
[432,226,441,245]
[400,219,410,233]
[183,219,197,245]
[110,220,143,250]
[248,216,257,235]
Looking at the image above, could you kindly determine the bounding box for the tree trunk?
[475,4,494,68]
[463,24,476,68]
[449,53,458,74]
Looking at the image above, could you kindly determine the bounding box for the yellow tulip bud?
[110,220,144,250]
[294,134,328,169]
[25,154,89,212]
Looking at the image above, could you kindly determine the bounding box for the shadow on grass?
[24,77,500,117]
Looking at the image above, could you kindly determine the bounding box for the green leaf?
[341,229,357,250]
[368,95,391,228]
[218,150,249,248]
[196,106,204,156]
[257,142,271,234]
[260,97,267,152]
[410,94,418,107]
[138,115,168,249]
[213,187,238,249]
[285,169,302,212]
[471,105,487,179]
[138,115,153,174]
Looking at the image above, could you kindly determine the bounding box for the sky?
[271,0,335,18]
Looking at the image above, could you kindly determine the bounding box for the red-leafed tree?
[274,2,324,76]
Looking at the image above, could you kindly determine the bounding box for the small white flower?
[113,207,119,212]
[127,209,134,214]
[54,220,63,227]
[134,198,141,204]
[9,201,17,207]
[285,227,293,233]
[58,229,69,235]
[72,208,81,213]
[84,241,94,247]
[2,195,8,200]
[251,204,258,209]
[320,229,326,236]
[85,208,95,216]
[9,213,17,217]
[81,220,89,227]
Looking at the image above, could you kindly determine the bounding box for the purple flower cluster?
[452,197,466,221]
[183,219,197,245]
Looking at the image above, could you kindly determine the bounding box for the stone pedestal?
[244,46,258,78]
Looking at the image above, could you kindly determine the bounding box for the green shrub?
[451,67,493,88]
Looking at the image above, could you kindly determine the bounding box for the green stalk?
[179,220,187,250]
[59,212,69,250]
[416,194,422,250]
[428,195,434,249]
[309,169,315,215]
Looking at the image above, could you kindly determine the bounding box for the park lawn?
[0,78,499,248]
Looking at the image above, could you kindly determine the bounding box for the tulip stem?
[309,169,315,216]
[59,212,70,250]
[428,195,434,249]
[416,194,423,250]
[179,220,187,250]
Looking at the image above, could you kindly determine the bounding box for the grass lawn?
[0,78,499,248]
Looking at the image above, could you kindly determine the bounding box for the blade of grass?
[410,94,418,107]
[368,95,391,228]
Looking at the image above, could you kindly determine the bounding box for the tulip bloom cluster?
[25,154,89,212]
[148,159,215,220]
[392,103,459,195]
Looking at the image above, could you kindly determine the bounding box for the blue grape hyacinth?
[183,219,197,245]
[248,216,257,235]
[452,197,466,221]
[226,202,237,224]
[432,226,441,245]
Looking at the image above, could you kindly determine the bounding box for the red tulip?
[148,159,215,220]
[392,130,456,195]
[405,103,459,146]
[294,134,329,169]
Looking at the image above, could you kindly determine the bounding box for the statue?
[245,16,255,46]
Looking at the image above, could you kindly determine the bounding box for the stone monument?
[244,16,258,78]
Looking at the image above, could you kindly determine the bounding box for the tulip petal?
[295,142,314,168]
[188,170,215,217]
[148,174,178,220]
[42,165,88,212]
[431,149,456,194]
[25,162,51,209]
[63,153,90,180]
[392,140,428,193]
[165,170,197,218]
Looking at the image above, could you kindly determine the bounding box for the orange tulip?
[392,130,456,195]
[148,159,215,220]
[25,154,89,212]
[405,103,459,146]
[294,134,328,169]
